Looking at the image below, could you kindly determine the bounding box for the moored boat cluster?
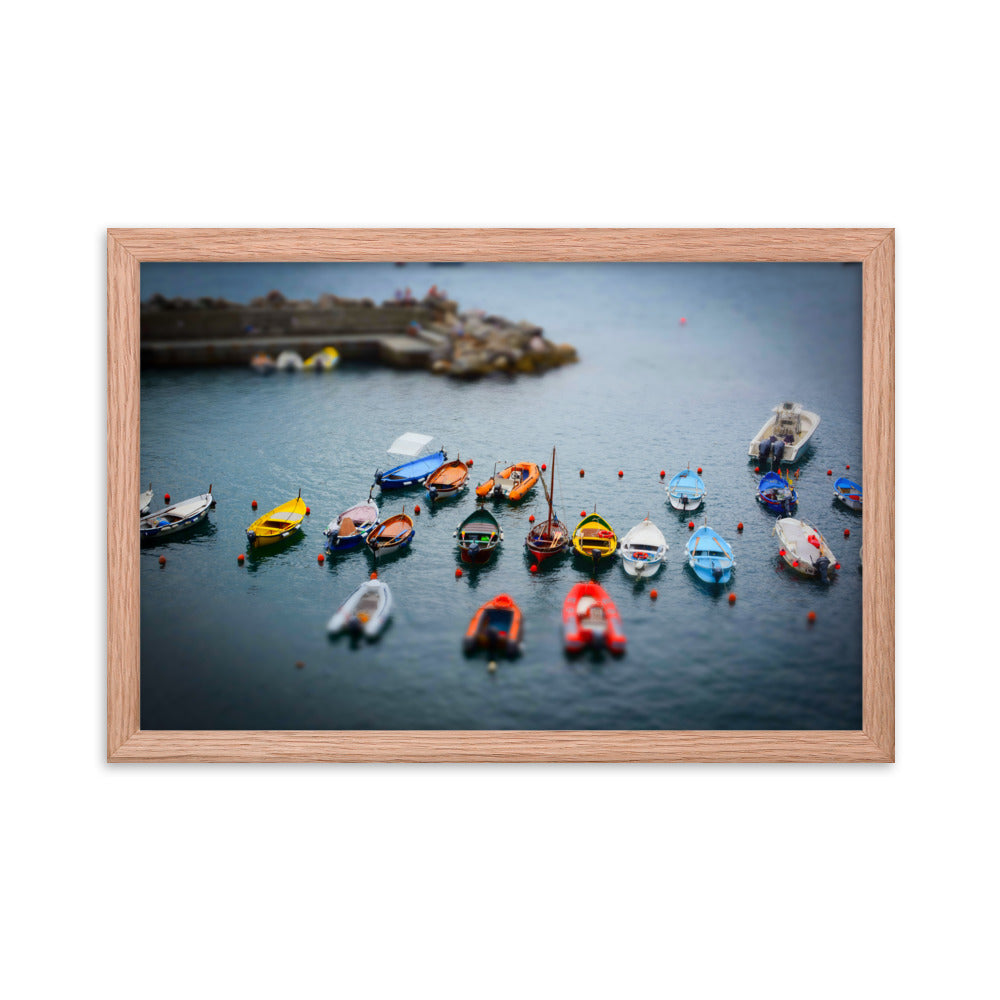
[141,401,862,661]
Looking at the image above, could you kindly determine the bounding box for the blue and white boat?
[374,432,447,490]
[686,524,734,585]
[757,470,797,514]
[324,497,380,553]
[140,486,214,544]
[834,477,863,511]
[666,468,706,511]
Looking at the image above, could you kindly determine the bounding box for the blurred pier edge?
[140,290,578,379]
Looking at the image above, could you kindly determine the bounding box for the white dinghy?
[327,579,393,638]
[139,483,153,516]
[748,402,820,465]
[140,486,214,543]
[774,517,838,582]
[619,518,668,578]
[276,350,304,371]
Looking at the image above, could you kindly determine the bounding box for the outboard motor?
[712,565,723,582]
[681,494,689,508]
[783,497,792,514]
[816,556,831,583]
[772,439,786,464]
[758,438,772,463]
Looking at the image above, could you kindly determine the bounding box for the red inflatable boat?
[562,582,626,654]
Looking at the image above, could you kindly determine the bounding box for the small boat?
[249,352,277,375]
[666,468,706,511]
[686,525,735,584]
[140,486,214,543]
[374,432,446,490]
[454,509,503,564]
[246,491,306,549]
[525,447,569,563]
[475,461,540,502]
[748,402,820,464]
[303,346,340,371]
[324,496,380,553]
[757,470,798,514]
[562,582,626,654]
[327,580,392,638]
[834,477,863,511]
[366,511,415,557]
[463,594,522,656]
[619,518,668,578]
[774,518,837,582]
[139,482,152,516]
[572,512,618,561]
[425,458,469,502]
[275,349,304,371]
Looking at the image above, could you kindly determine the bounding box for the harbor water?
[140,262,863,730]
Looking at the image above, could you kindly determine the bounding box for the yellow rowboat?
[303,346,340,371]
[246,491,306,548]
[571,512,618,560]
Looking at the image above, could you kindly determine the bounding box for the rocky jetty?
[140,290,578,378]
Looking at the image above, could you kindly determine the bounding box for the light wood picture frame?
[108,228,894,762]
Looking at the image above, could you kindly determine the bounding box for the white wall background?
[3,3,994,997]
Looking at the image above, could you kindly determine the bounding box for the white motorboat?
[276,350,304,371]
[140,487,214,543]
[748,402,820,464]
[327,580,392,638]
[774,517,837,582]
[619,518,668,578]
[139,482,152,516]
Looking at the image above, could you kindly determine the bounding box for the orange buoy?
[793,560,800,567]
[618,470,624,478]
[737,522,744,532]
[414,505,421,515]
[529,515,535,523]
[305,507,311,515]
[844,528,850,538]
[529,564,538,574]
[581,510,587,517]
[164,494,170,503]
[754,466,760,473]
[834,563,841,570]
[541,463,547,471]
[251,500,257,510]
[679,317,687,325]
[687,520,694,529]
[295,661,304,669]
[467,458,473,467]
[455,567,463,578]
[370,571,377,580]
[807,611,817,623]
[728,593,736,605]
[697,467,702,474]
[827,469,833,476]
[579,469,585,477]
[779,549,786,556]
[650,589,658,600]
[660,470,665,478]
[158,555,166,567]
[317,553,324,564]
[237,553,245,564]
[846,464,850,470]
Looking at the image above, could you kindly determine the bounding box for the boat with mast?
[525,447,569,564]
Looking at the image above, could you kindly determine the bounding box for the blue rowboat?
[757,470,797,514]
[834,477,863,511]
[375,450,447,489]
[324,498,380,553]
[666,468,706,511]
[686,525,734,585]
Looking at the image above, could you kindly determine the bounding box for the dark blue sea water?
[139,262,863,730]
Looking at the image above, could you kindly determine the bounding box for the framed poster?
[108,228,893,761]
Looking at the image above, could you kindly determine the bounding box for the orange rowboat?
[425,458,469,502]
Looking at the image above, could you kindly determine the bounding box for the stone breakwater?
[140,290,578,378]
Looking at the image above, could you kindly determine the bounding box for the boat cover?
[388,432,434,456]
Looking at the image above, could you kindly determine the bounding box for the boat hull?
[140,492,214,544]
[327,581,392,638]
[562,582,626,654]
[463,594,522,656]
[375,450,448,490]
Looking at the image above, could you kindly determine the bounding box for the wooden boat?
[475,461,540,502]
[454,509,503,564]
[571,512,618,561]
[366,511,415,556]
[562,582,626,654]
[323,496,380,553]
[375,432,446,489]
[748,402,820,464]
[249,352,277,374]
[463,593,522,656]
[303,346,340,371]
[425,457,469,502]
[834,477,863,511]
[686,524,735,584]
[525,447,569,563]
[139,482,152,516]
[757,470,797,514]
[327,580,392,638]
[666,468,706,511]
[246,491,306,549]
[275,349,304,371]
[774,518,837,582]
[619,518,668,578]
[141,486,214,543]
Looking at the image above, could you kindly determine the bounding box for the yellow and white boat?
[246,491,307,549]
[303,346,340,371]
